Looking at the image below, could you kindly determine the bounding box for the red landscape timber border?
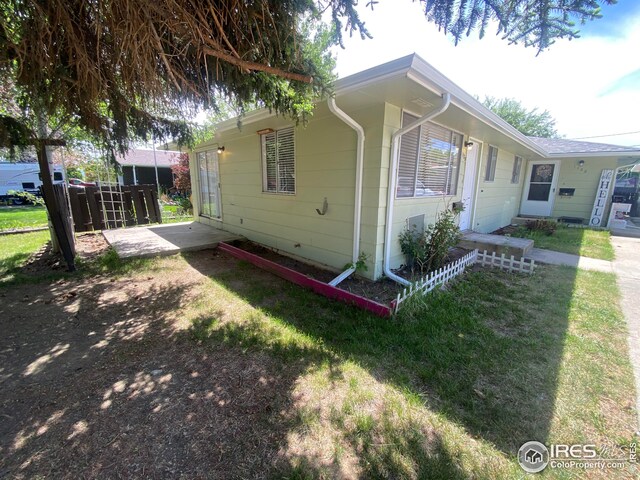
[218,242,393,318]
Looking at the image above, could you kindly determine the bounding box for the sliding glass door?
[197,150,221,219]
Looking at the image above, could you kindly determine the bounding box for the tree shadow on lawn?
[184,252,577,468]
[0,266,307,479]
[0,249,577,479]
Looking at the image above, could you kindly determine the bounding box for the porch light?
[464,141,474,150]
[217,146,225,154]
[578,159,585,167]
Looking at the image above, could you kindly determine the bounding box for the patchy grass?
[512,224,615,260]
[0,205,48,230]
[0,230,50,281]
[181,257,637,478]
[161,204,193,224]
[2,250,636,478]
[0,231,156,287]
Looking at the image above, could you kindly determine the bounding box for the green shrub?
[525,219,557,236]
[176,196,193,215]
[399,210,461,275]
[7,190,45,206]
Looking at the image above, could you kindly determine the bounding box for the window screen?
[511,156,522,184]
[396,113,462,198]
[485,146,498,181]
[262,127,295,194]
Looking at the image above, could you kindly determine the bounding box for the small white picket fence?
[392,249,535,313]
[477,250,536,274]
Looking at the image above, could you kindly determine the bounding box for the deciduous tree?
[482,96,560,138]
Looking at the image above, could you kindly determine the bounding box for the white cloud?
[333,2,640,147]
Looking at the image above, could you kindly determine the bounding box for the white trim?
[545,151,640,159]
[459,136,481,231]
[469,138,484,230]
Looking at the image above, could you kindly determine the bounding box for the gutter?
[383,93,451,286]
[327,97,365,286]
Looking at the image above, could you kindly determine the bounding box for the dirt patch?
[391,246,473,281]
[20,233,110,276]
[0,253,300,479]
[492,225,520,236]
[228,239,404,305]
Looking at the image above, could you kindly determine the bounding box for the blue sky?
[331,1,640,147]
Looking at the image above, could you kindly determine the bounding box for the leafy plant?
[399,210,461,275]
[525,219,557,236]
[176,196,193,215]
[344,251,369,274]
[7,190,45,206]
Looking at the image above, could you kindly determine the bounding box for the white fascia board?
[545,151,640,159]
[214,109,274,134]
[334,54,415,94]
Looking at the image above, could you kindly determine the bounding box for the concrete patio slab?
[102,221,240,258]
[458,232,534,257]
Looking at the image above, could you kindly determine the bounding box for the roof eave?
[545,151,640,159]
[405,56,549,158]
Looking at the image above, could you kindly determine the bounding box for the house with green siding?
[189,54,640,280]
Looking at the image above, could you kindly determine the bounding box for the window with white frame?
[484,145,498,181]
[396,113,462,198]
[262,127,295,194]
[511,155,523,184]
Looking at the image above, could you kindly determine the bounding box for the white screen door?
[197,150,221,219]
[520,160,560,216]
[458,141,480,230]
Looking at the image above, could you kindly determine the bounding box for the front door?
[520,160,560,217]
[197,149,222,219]
[458,140,480,230]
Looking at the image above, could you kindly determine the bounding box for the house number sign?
[589,169,614,227]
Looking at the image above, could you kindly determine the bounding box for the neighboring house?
[116,149,180,190]
[189,53,640,280]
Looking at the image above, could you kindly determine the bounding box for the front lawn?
[185,258,636,478]
[1,248,636,478]
[512,224,615,261]
[0,205,48,230]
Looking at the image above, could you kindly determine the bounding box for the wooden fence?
[68,184,161,232]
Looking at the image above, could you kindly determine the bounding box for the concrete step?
[458,232,534,257]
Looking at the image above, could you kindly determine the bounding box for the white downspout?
[383,93,451,286]
[327,97,365,286]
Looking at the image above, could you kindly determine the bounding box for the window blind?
[262,127,295,194]
[397,112,420,198]
[396,114,462,197]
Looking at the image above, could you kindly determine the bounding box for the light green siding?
[552,157,619,223]
[473,146,524,233]
[192,102,388,279]
[191,98,628,282]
